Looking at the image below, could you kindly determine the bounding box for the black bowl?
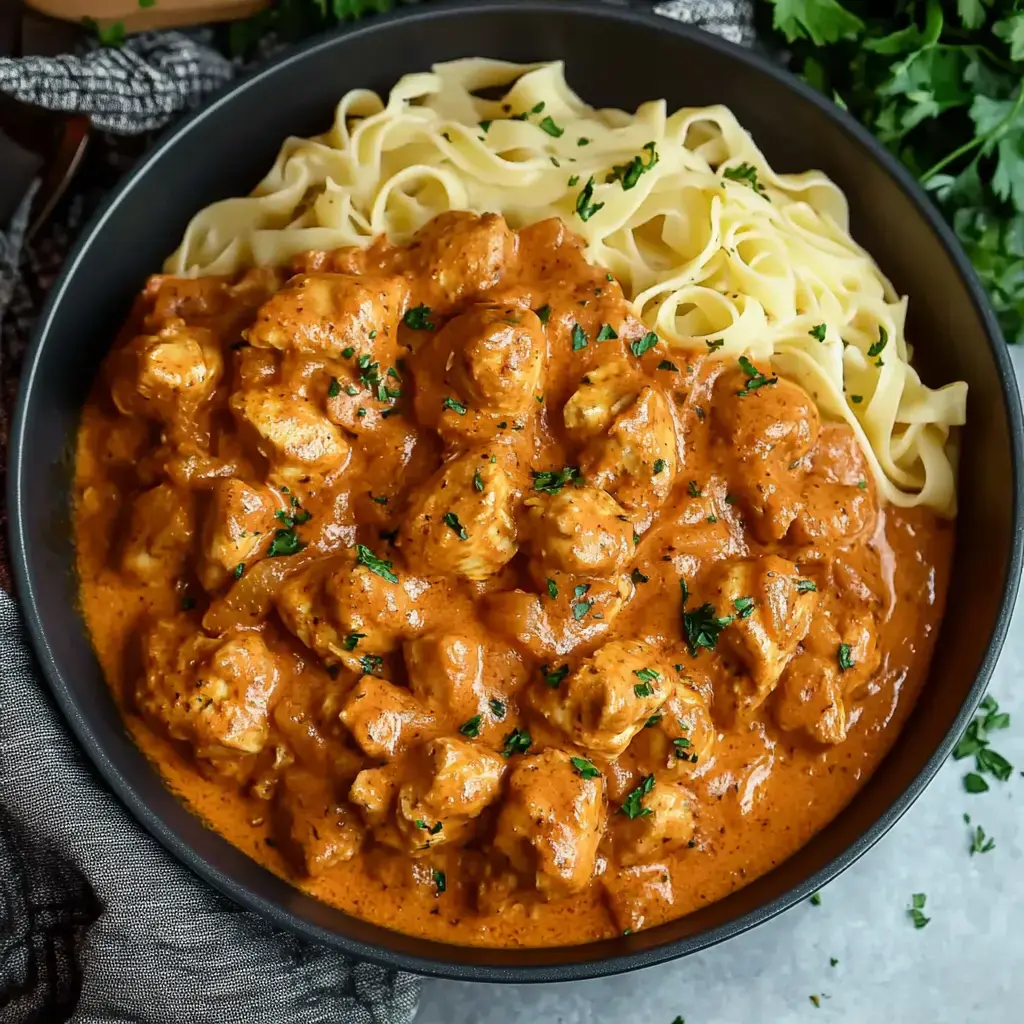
[9,0,1023,983]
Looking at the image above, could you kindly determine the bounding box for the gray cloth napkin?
[0,4,753,1022]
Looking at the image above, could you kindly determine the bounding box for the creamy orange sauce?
[74,213,953,947]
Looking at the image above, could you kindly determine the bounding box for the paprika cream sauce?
[74,212,953,946]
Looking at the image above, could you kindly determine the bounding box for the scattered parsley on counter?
[459,715,482,739]
[571,756,601,779]
[908,892,930,929]
[500,727,532,758]
[954,694,1014,789]
[970,823,996,854]
[403,304,435,330]
[809,892,822,906]
[356,543,399,583]
[620,774,655,819]
[830,957,839,968]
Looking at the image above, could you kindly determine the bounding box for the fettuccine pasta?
[166,59,967,514]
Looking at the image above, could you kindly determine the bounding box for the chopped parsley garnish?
[954,695,1013,788]
[970,824,996,855]
[535,304,552,325]
[479,119,492,133]
[809,324,827,342]
[371,494,388,505]
[571,583,593,621]
[327,377,341,398]
[837,643,855,671]
[796,579,817,593]
[596,323,618,343]
[679,578,689,606]
[571,756,601,780]
[858,479,868,490]
[443,512,468,540]
[867,326,888,359]
[684,604,734,656]
[631,568,649,585]
[705,337,725,353]
[634,682,655,698]
[645,713,663,729]
[851,394,864,404]
[575,176,604,222]
[415,820,443,835]
[342,632,366,652]
[723,162,767,196]
[707,514,718,523]
[571,323,589,350]
[653,459,666,475]
[500,727,532,758]
[233,562,245,579]
[532,465,583,494]
[568,174,580,187]
[687,480,702,498]
[634,667,660,685]
[360,654,383,675]
[489,698,506,720]
[433,869,446,895]
[830,958,839,968]
[546,578,559,599]
[459,715,482,738]
[442,396,467,415]
[538,115,563,137]
[605,141,659,191]
[543,664,570,688]
[267,528,305,558]
[736,354,778,396]
[403,304,435,330]
[275,507,311,528]
[733,596,755,619]
[657,359,680,372]
[809,892,822,906]
[908,892,929,929]
[619,774,655,820]
[355,543,398,583]
[341,346,355,359]
[630,332,658,358]
[473,468,484,493]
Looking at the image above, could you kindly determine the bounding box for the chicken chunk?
[533,640,674,758]
[397,451,518,581]
[273,769,363,876]
[246,271,407,365]
[350,737,506,852]
[276,552,427,666]
[713,367,820,542]
[567,373,677,519]
[706,555,819,715]
[523,486,633,579]
[612,778,696,867]
[480,575,631,662]
[493,748,604,899]
[562,360,639,439]
[631,679,716,772]
[110,320,223,431]
[198,478,284,591]
[137,620,281,767]
[774,653,847,745]
[404,632,486,721]
[401,212,515,310]
[231,386,349,483]
[120,483,194,585]
[339,675,437,759]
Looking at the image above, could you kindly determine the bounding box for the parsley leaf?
[809,323,827,341]
[572,323,589,350]
[542,664,570,688]
[736,355,778,396]
[630,332,659,358]
[571,756,601,779]
[355,544,398,583]
[489,698,506,720]
[403,304,435,330]
[723,162,768,197]
[500,727,532,758]
[442,396,467,415]
[619,774,655,819]
[683,604,734,656]
[532,466,583,494]
[575,176,605,222]
[459,715,482,738]
[267,527,305,558]
[837,643,856,671]
[596,323,618,342]
[442,512,468,540]
[769,0,865,46]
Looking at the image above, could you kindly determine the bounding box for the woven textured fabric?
[0,4,753,1022]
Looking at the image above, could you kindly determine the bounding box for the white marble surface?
[413,350,1024,1024]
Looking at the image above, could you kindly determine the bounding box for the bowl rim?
[9,0,1024,984]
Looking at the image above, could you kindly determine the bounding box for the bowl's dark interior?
[10,0,1021,982]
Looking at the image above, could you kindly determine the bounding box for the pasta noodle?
[166,59,967,514]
